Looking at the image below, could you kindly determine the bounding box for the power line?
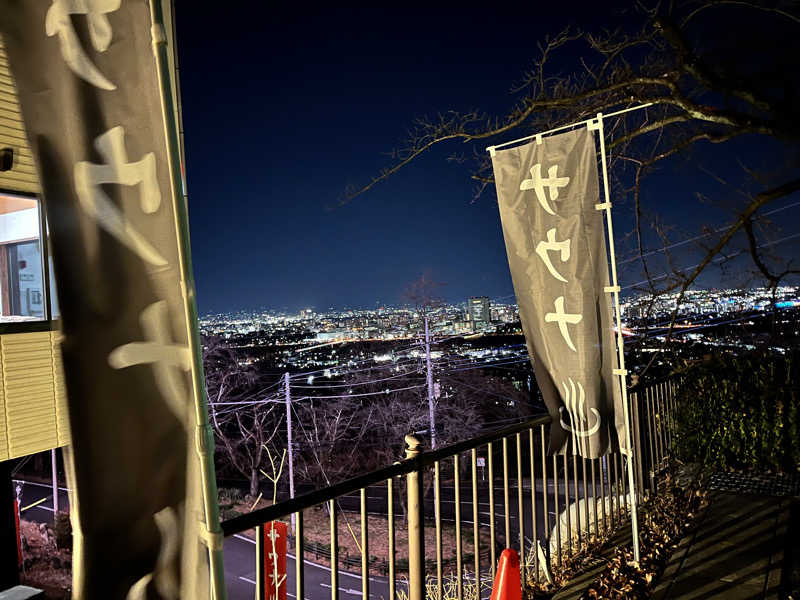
[445,358,531,374]
[293,384,427,400]
[621,231,800,291]
[290,370,424,389]
[618,200,800,267]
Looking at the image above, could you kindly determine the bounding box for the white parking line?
[13,479,71,492]
[321,583,362,596]
[239,576,256,585]
[229,535,383,583]
[234,533,256,544]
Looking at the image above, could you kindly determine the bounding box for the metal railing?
[221,378,678,600]
[630,378,678,495]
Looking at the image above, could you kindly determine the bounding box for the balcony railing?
[221,378,677,600]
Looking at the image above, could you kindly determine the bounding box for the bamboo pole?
[593,111,641,564]
[148,1,226,595]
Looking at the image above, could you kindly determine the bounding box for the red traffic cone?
[490,549,521,600]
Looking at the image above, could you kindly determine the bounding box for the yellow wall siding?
[0,355,7,461]
[0,332,71,460]
[52,332,70,447]
[0,34,64,460]
[1,332,59,457]
[0,36,40,194]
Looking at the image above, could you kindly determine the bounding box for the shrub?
[218,487,245,505]
[53,511,72,550]
[218,507,240,522]
[672,351,800,473]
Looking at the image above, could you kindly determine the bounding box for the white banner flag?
[491,128,624,458]
[2,1,215,596]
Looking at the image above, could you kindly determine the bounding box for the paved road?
[224,533,397,600]
[13,478,399,600]
[14,471,612,600]
[13,478,70,524]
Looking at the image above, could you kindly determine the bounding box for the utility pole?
[424,315,436,449]
[51,449,58,514]
[284,372,296,532]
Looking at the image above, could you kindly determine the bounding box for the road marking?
[228,535,384,583]
[20,497,50,512]
[239,576,256,585]
[321,583,362,596]
[13,479,71,492]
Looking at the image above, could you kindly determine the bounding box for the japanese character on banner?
[46,0,121,90]
[108,300,191,424]
[520,162,570,215]
[536,228,571,283]
[545,296,583,352]
[264,522,288,600]
[559,377,601,455]
[74,126,168,267]
[125,507,181,600]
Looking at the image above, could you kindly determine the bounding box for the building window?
[0,192,47,323]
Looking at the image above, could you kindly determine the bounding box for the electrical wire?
[289,370,424,389]
[621,231,800,291]
[438,375,525,405]
[618,200,800,266]
[293,384,426,400]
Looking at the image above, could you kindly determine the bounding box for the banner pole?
[592,112,641,565]
[148,1,227,596]
[487,102,653,154]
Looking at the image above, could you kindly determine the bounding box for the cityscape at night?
[200,285,800,376]
[0,1,798,598]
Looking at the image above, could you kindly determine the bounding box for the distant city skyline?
[197,284,798,318]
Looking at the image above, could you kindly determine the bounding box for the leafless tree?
[439,367,534,429]
[292,395,374,486]
[203,336,283,496]
[405,271,445,314]
[345,1,800,372]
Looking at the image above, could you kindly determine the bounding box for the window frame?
[0,187,56,335]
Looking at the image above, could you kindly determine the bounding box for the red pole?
[263,521,288,600]
[13,499,21,566]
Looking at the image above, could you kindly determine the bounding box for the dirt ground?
[235,498,492,576]
[18,519,72,599]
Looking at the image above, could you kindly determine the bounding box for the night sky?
[175,4,800,315]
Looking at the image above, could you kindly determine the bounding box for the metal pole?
[487,102,653,153]
[285,372,296,533]
[453,455,463,600]
[360,489,369,600]
[424,315,436,449]
[295,512,304,600]
[148,2,226,596]
[593,111,640,564]
[434,461,443,600]
[405,435,425,600]
[51,449,58,514]
[471,449,480,597]
[255,525,264,600]
[387,478,396,600]
[330,500,339,600]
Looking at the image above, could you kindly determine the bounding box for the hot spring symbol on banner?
[490,127,624,459]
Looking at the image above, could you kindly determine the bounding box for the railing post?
[405,434,425,600]
[255,524,264,600]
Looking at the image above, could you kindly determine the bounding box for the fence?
[221,377,678,600]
